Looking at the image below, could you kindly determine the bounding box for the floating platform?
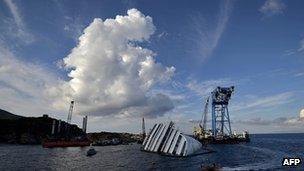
[194,127,250,144]
[197,136,250,144]
[142,122,202,157]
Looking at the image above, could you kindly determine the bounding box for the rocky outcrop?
[0,109,84,144]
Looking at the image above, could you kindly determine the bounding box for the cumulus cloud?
[48,9,175,118]
[259,0,286,17]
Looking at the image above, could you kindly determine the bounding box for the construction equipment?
[193,86,250,144]
[193,97,212,141]
[200,97,209,131]
[211,86,234,138]
[65,101,75,138]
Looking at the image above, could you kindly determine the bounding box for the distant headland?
[0,109,140,145]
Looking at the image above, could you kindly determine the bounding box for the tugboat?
[86,145,97,156]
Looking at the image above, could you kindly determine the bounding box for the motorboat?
[86,145,97,156]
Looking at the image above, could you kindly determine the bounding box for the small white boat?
[86,145,97,156]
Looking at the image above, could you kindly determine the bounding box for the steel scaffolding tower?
[211,86,234,137]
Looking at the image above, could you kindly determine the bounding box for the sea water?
[0,133,303,170]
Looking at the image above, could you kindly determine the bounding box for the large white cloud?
[48,9,175,118]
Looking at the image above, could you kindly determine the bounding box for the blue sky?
[0,0,303,133]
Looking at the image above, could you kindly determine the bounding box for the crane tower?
[200,97,209,132]
[211,86,234,138]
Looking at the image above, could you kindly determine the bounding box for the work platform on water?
[193,86,250,144]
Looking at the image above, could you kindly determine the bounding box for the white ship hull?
[142,122,202,157]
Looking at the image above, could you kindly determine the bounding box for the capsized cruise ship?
[142,122,202,157]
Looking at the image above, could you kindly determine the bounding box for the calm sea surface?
[0,133,303,170]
